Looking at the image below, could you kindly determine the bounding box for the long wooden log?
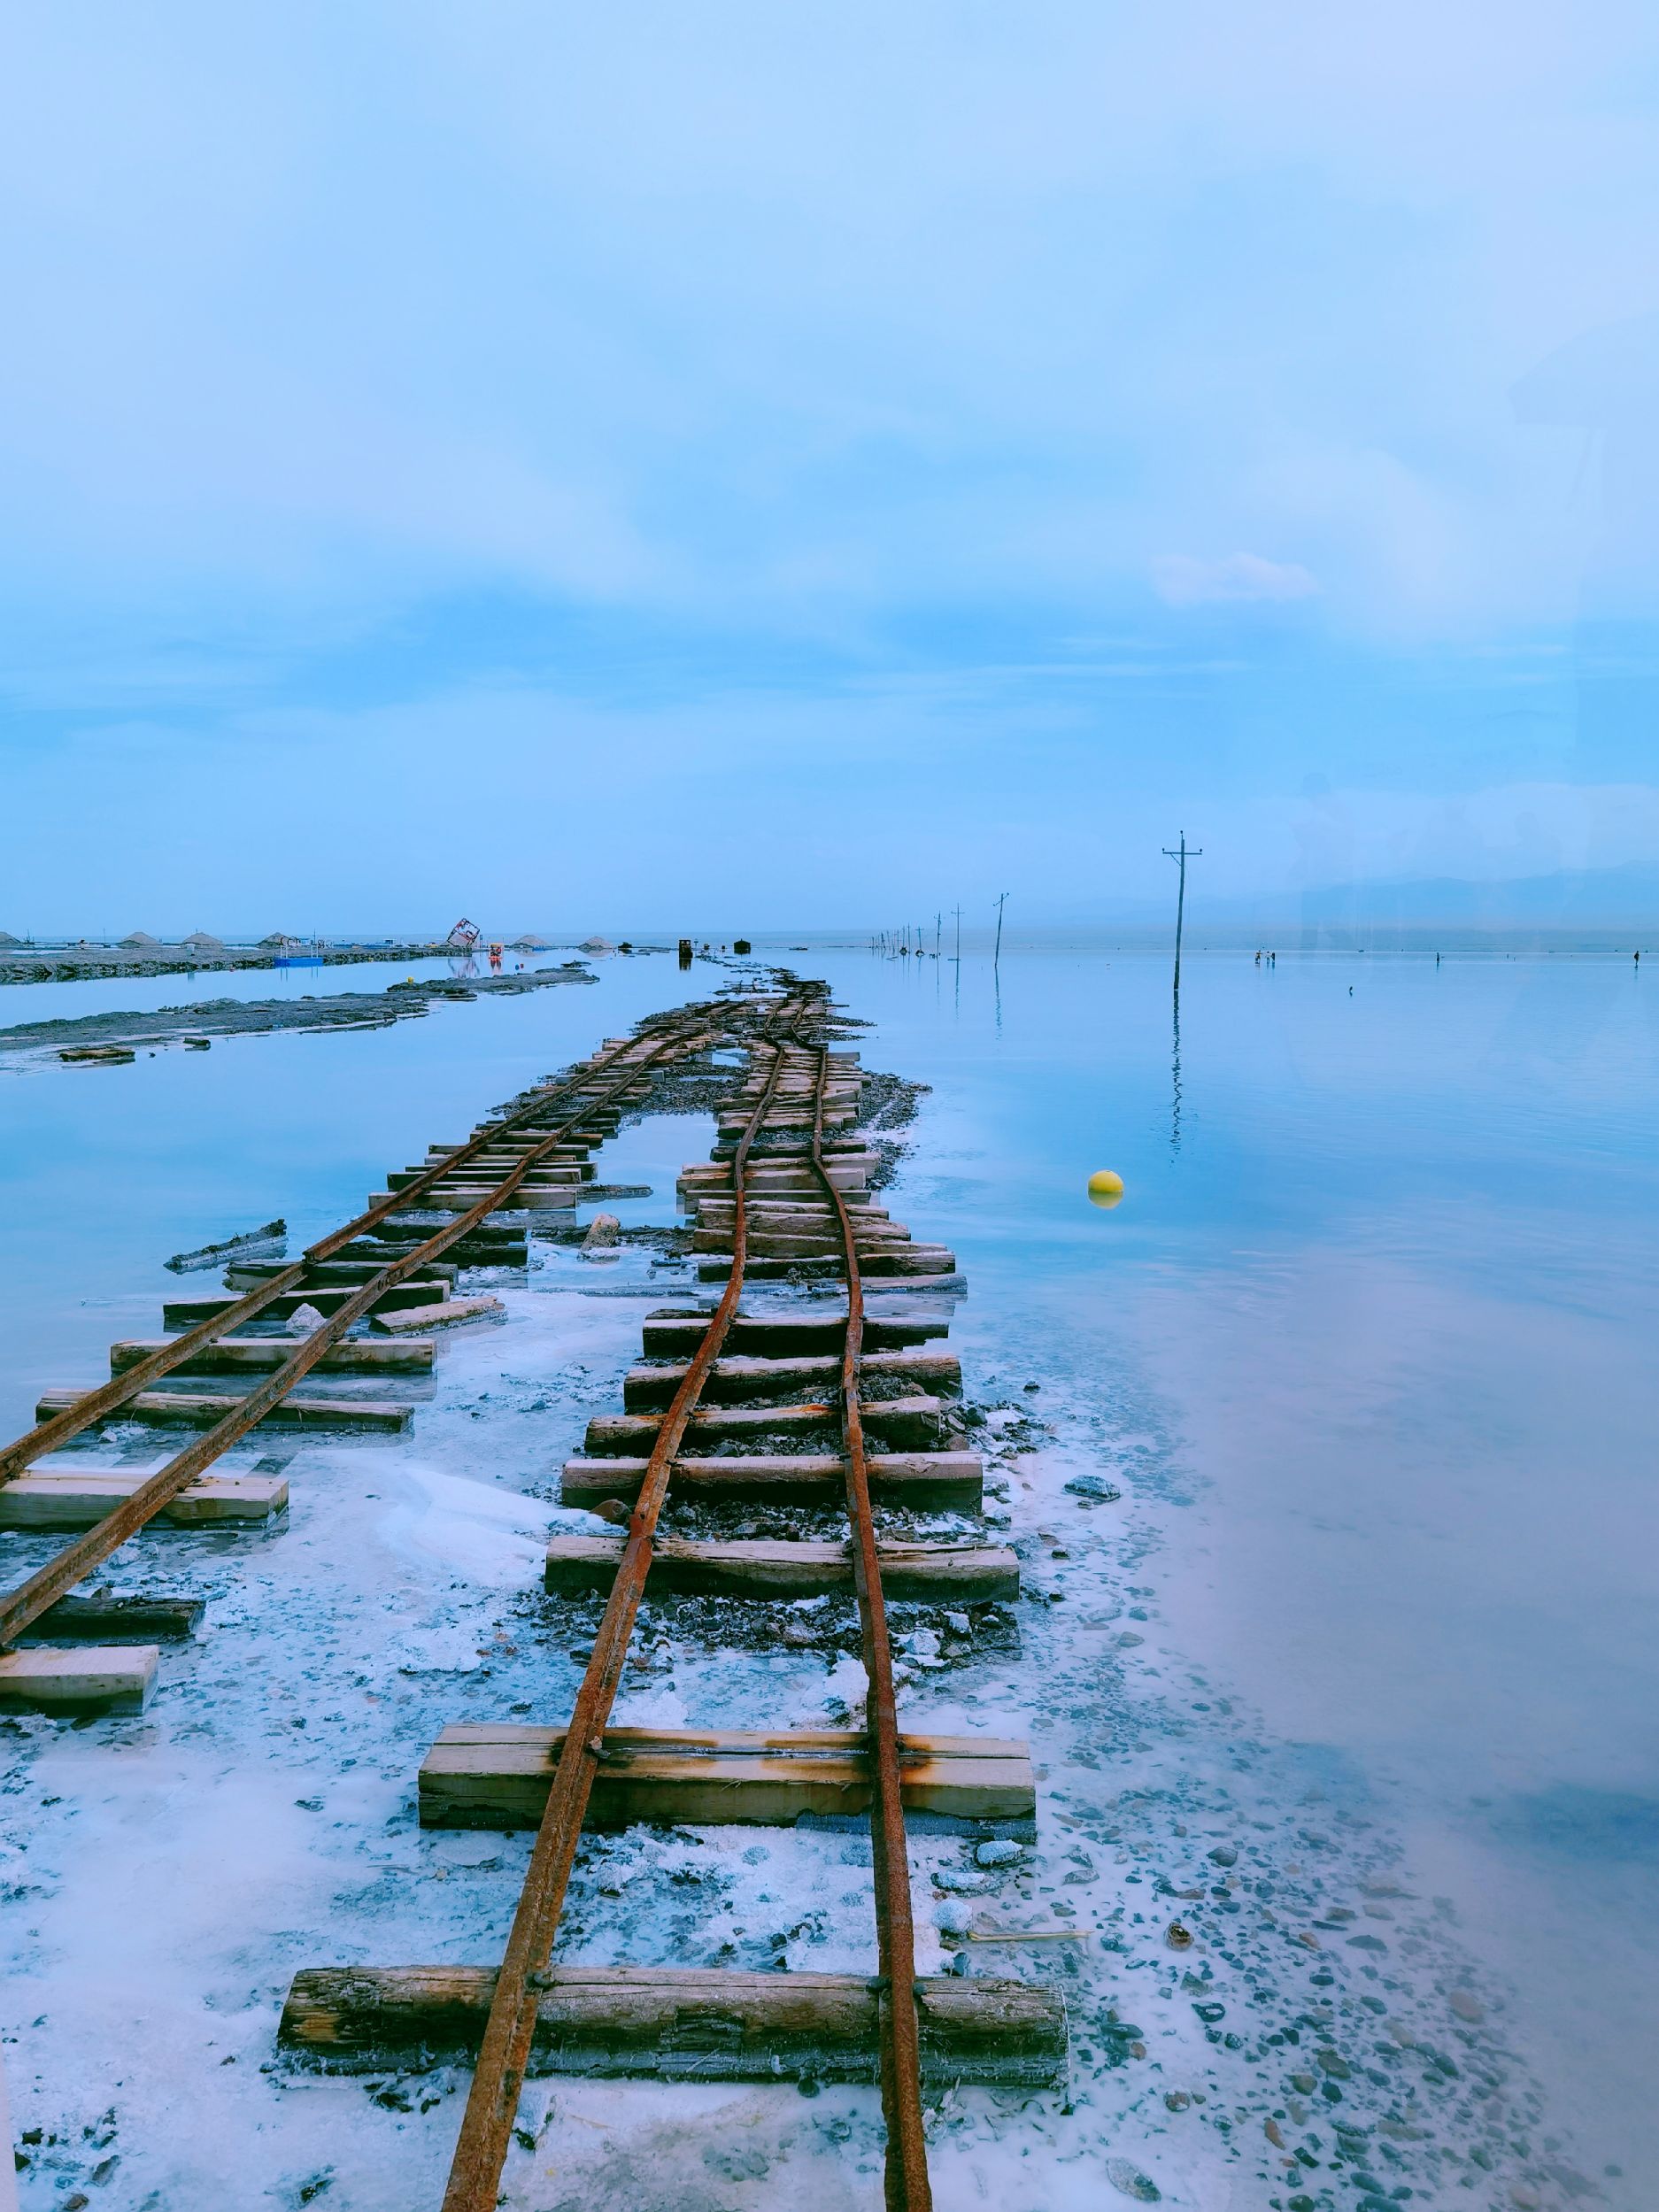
[544,1534,1019,1599]
[559,1450,982,1507]
[420,1723,1034,1831]
[278,1965,1067,2086]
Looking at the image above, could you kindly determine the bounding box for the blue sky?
[3,3,1656,935]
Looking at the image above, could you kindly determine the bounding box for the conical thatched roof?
[578,936,615,954]
[0,931,22,948]
[182,930,226,950]
[509,935,551,950]
[120,930,161,948]
[258,932,298,949]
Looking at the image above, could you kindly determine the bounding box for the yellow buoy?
[1087,1168,1125,1209]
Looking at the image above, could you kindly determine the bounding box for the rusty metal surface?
[0,1029,698,1648]
[437,1011,802,2212]
[807,1040,934,2212]
[0,1029,684,1483]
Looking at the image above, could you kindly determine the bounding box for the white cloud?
[1150,553,1321,606]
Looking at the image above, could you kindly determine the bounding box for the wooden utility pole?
[953,906,961,962]
[992,892,1009,969]
[1161,834,1202,989]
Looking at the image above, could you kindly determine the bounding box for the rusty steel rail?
[0,1023,709,1650]
[438,1015,803,2212]
[0,1028,683,1484]
[806,1039,933,2212]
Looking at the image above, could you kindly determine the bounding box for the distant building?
[120,930,162,949]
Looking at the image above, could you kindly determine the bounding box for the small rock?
[1509,2186,1541,2210]
[1165,1921,1193,1951]
[1207,1845,1238,1867]
[1315,2048,1351,2079]
[1064,1472,1122,1501]
[287,1302,326,1337]
[1193,2002,1225,2024]
[1290,2072,1316,2093]
[591,1499,631,1526]
[1163,2091,1190,2112]
[1448,1987,1485,2023]
[975,1839,1022,1869]
[581,1213,622,1252]
[1264,2117,1285,2147]
[1105,2158,1161,2201]
[945,1612,970,1635]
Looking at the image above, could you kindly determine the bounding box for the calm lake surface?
[2,942,1653,2196]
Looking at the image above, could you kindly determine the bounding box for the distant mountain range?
[996,865,1659,952]
[1254,864,1659,930]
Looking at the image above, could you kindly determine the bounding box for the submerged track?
[4,975,1061,2204]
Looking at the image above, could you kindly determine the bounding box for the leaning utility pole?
[1161,833,1203,990]
[992,891,1009,969]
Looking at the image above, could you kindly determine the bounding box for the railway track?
[3,978,1065,2206]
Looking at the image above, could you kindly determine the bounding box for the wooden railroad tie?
[0,1467,289,1529]
[620,1346,961,1410]
[583,1393,956,1455]
[698,1248,958,1282]
[34,1388,412,1435]
[419,1723,1035,1832]
[163,1280,451,1328]
[278,1964,1067,2088]
[0,1645,159,1713]
[544,1533,1019,1600]
[559,1449,983,1508]
[109,1337,435,1376]
[638,1308,948,1356]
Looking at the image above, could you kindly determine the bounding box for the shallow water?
[1,942,1653,2204]
[822,941,1659,2198]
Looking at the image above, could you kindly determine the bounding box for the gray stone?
[1105,2159,1161,2201]
[1065,1472,1122,1500]
[933,1869,992,1895]
[975,1839,1023,1868]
